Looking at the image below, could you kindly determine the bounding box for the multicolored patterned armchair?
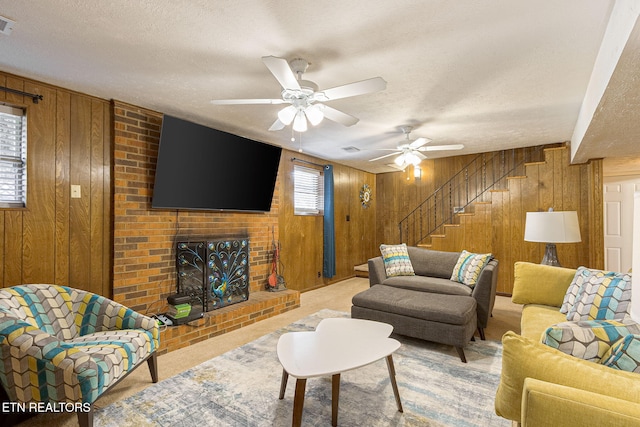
[0,284,160,427]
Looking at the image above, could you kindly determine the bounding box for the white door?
[603,176,640,272]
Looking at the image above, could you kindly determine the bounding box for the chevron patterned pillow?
[450,250,492,288]
[560,266,589,314]
[380,243,415,277]
[566,268,632,321]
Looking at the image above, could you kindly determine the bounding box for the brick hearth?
[159,289,299,354]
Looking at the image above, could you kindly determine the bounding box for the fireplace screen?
[176,238,250,312]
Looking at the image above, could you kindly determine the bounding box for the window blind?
[0,105,27,208]
[293,164,324,215]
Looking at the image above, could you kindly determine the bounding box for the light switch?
[71,185,81,198]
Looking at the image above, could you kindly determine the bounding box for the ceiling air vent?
[342,146,360,153]
[0,15,15,36]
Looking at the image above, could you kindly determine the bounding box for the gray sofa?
[352,247,499,362]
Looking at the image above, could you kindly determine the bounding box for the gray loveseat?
[352,246,499,362]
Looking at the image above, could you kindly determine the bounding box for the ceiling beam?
[571,0,640,163]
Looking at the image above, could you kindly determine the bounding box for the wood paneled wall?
[278,152,377,292]
[377,145,604,294]
[0,71,111,295]
[1,70,603,299]
[375,146,552,245]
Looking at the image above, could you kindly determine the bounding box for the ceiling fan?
[211,56,386,132]
[369,126,465,168]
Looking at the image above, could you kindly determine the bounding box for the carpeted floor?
[95,309,509,426]
[13,278,521,426]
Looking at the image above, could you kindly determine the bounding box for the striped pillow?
[450,250,492,288]
[379,244,415,277]
[566,268,632,321]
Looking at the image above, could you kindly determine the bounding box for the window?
[293,164,324,215]
[0,105,27,208]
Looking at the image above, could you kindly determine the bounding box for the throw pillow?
[450,250,492,288]
[565,268,632,321]
[600,334,640,373]
[560,266,589,314]
[541,320,640,363]
[379,243,415,277]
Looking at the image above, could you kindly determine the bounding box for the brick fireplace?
[112,101,299,354]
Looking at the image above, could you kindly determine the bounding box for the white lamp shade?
[394,153,406,167]
[304,104,324,126]
[524,211,582,243]
[292,111,308,132]
[405,152,422,166]
[277,105,297,125]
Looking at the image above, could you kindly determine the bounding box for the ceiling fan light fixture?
[405,152,422,166]
[293,111,308,132]
[304,104,324,126]
[277,105,297,125]
[394,154,406,167]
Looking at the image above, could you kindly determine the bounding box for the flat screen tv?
[152,115,282,212]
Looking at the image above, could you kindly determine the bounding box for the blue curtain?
[323,165,336,278]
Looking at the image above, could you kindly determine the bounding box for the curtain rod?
[290,157,330,169]
[0,86,43,104]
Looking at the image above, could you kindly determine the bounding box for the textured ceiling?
[1,0,635,173]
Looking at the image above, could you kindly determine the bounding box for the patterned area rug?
[96,310,509,426]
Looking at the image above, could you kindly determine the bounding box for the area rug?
[95,309,509,426]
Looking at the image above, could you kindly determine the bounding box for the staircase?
[399,146,545,247]
[395,145,603,295]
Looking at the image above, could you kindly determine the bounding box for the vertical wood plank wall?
[0,71,111,295]
[0,70,605,299]
[377,146,604,294]
[277,152,377,292]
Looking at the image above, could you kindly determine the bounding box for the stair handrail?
[399,147,540,245]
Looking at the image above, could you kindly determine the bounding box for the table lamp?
[524,209,581,267]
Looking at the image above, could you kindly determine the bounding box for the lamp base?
[541,243,562,267]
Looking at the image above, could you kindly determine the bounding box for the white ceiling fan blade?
[320,105,359,126]
[369,152,400,162]
[321,77,387,101]
[409,137,431,149]
[211,98,285,105]
[268,119,285,131]
[416,152,427,160]
[418,144,465,152]
[262,56,301,90]
[386,162,407,170]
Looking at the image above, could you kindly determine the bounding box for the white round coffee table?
[277,317,403,427]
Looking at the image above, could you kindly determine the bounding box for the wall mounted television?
[152,115,282,212]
